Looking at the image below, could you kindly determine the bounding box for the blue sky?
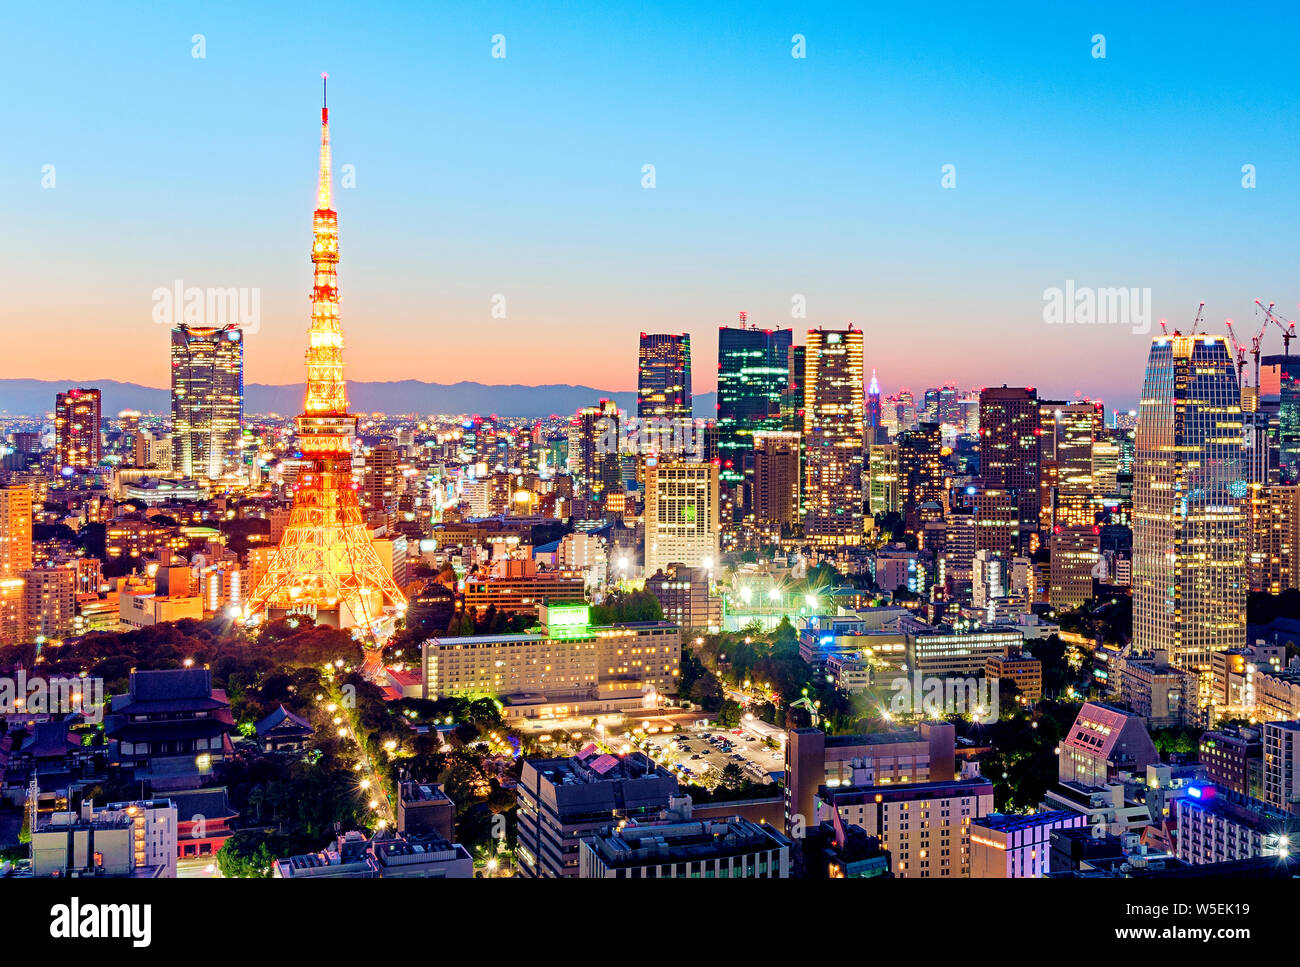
[2,1,1298,411]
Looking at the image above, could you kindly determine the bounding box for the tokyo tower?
[244,76,407,638]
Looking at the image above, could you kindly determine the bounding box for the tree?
[719,762,744,791]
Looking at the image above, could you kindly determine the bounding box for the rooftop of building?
[586,818,789,867]
[819,774,993,804]
[526,750,674,787]
[972,810,1081,832]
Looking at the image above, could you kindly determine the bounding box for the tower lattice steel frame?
[244,77,407,636]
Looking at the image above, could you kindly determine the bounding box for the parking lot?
[626,723,784,786]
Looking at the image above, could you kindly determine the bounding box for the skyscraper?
[171,324,245,480]
[54,388,102,472]
[897,422,944,534]
[1038,400,1104,530]
[716,319,793,494]
[978,386,1040,544]
[245,78,406,637]
[637,333,692,422]
[752,430,801,532]
[1133,334,1246,677]
[866,369,883,444]
[1260,354,1300,482]
[803,327,865,544]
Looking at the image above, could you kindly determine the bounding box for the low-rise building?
[969,810,1087,878]
[579,815,790,878]
[1058,702,1159,789]
[984,650,1043,702]
[31,798,177,878]
[516,750,678,878]
[422,602,681,721]
[272,830,472,878]
[1175,784,1300,866]
[813,773,996,879]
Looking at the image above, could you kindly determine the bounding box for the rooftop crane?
[1159,302,1206,337]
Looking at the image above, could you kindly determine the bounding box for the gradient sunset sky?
[4,1,1299,411]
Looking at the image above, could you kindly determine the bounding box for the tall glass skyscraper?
[171,324,245,480]
[1133,334,1246,677]
[803,327,865,544]
[637,333,692,422]
[716,321,793,489]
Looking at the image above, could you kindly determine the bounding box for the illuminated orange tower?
[245,76,406,636]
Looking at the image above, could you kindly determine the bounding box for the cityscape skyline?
[6,3,1300,411]
[5,1,1300,920]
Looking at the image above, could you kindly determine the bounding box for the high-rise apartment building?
[21,566,76,640]
[171,324,245,479]
[1133,334,1246,676]
[54,388,102,472]
[637,333,692,422]
[0,484,33,577]
[803,327,865,544]
[644,460,720,575]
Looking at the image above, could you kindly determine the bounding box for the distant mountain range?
[0,378,717,420]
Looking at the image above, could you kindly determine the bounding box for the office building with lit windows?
[868,443,899,516]
[803,327,865,544]
[637,332,692,422]
[170,324,245,480]
[54,387,102,472]
[979,386,1040,537]
[716,321,793,491]
[1133,334,1246,675]
[644,460,719,575]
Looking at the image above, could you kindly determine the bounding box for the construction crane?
[1224,319,1250,386]
[1245,301,1276,389]
[1256,299,1298,356]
